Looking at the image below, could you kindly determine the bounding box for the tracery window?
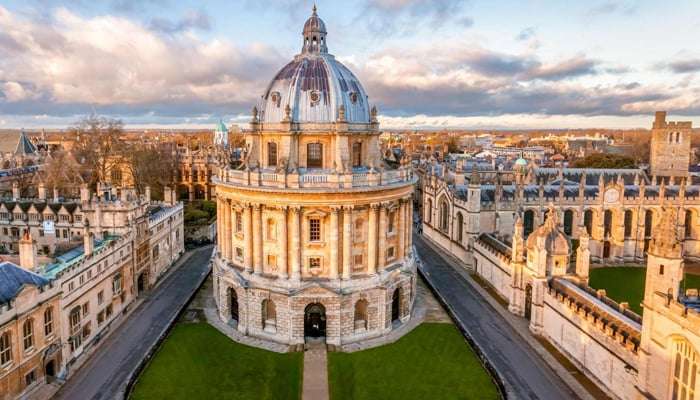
[456,212,464,242]
[672,339,698,400]
[438,199,449,232]
[44,307,54,336]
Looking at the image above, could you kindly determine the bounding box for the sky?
[1,0,700,130]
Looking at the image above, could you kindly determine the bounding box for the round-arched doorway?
[304,303,326,338]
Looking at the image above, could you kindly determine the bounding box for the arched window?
[44,307,54,336]
[267,142,277,167]
[686,210,694,239]
[307,143,323,168]
[584,210,593,235]
[456,212,464,242]
[352,142,362,168]
[645,210,654,238]
[23,319,34,350]
[624,210,633,238]
[262,299,277,332]
[563,210,574,236]
[524,210,535,237]
[426,199,432,224]
[266,218,276,240]
[354,299,368,331]
[439,199,449,232]
[0,331,11,365]
[604,210,613,238]
[672,339,698,400]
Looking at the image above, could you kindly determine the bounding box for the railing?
[217,167,414,190]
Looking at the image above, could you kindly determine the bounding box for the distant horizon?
[2,1,700,130]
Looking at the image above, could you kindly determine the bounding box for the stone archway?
[304,303,326,339]
[228,288,239,322]
[391,288,401,323]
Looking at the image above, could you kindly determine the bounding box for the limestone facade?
[213,8,417,346]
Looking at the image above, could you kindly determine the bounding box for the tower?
[649,111,692,178]
[214,119,229,148]
[643,207,684,305]
[19,231,37,270]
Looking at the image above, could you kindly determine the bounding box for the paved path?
[53,246,213,400]
[413,235,579,400]
[302,341,329,400]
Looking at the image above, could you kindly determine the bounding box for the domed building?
[212,7,417,346]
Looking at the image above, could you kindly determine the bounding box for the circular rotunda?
[213,7,417,346]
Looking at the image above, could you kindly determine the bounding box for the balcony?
[215,167,415,191]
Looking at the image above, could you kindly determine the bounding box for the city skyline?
[1,0,700,129]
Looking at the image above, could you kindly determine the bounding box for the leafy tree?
[571,153,637,169]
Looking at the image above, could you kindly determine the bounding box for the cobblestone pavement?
[414,234,580,400]
[53,246,213,400]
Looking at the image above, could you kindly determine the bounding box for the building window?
[262,299,277,332]
[235,247,244,260]
[235,211,243,233]
[354,219,363,242]
[309,218,321,242]
[426,199,432,224]
[352,142,362,167]
[686,210,694,239]
[98,290,104,305]
[672,339,698,400]
[69,307,81,333]
[105,304,113,318]
[266,218,276,240]
[660,264,665,275]
[152,245,160,260]
[309,257,321,270]
[387,247,395,260]
[354,299,368,331]
[624,210,633,238]
[113,273,123,295]
[439,199,449,232]
[456,212,464,242]
[44,307,54,337]
[307,143,323,168]
[22,319,34,351]
[388,210,396,233]
[0,332,11,365]
[97,311,105,325]
[82,322,91,340]
[266,254,277,269]
[25,370,36,387]
[354,254,363,268]
[268,142,277,167]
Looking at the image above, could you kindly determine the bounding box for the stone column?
[216,199,222,255]
[367,203,379,275]
[342,206,353,280]
[377,203,388,271]
[330,207,340,280]
[224,199,232,261]
[243,204,253,272]
[291,206,301,280]
[279,206,289,279]
[252,204,263,274]
[398,199,406,259]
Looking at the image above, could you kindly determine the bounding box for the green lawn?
[589,267,700,315]
[130,323,303,400]
[328,323,499,400]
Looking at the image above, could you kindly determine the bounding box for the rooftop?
[0,261,50,305]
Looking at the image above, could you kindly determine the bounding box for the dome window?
[349,92,358,104]
[310,90,321,105]
[270,92,281,107]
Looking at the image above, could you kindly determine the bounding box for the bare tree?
[70,115,126,189]
[41,151,85,196]
[122,141,177,199]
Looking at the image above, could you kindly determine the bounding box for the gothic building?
[212,7,417,346]
[421,112,699,267]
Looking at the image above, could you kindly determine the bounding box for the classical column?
[216,199,222,255]
[279,206,289,279]
[252,204,263,274]
[377,203,388,271]
[398,199,406,259]
[407,200,413,253]
[243,203,253,273]
[224,199,232,261]
[329,207,340,280]
[342,206,353,280]
[367,203,379,275]
[290,206,301,280]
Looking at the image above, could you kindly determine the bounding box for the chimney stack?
[83,220,94,257]
[53,187,59,202]
[38,183,46,201]
[80,184,90,203]
[163,186,173,206]
[19,231,37,270]
[12,182,19,200]
[145,186,151,203]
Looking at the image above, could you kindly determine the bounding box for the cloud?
[667,59,700,74]
[149,9,211,34]
[516,27,536,41]
[359,0,470,36]
[525,56,599,81]
[586,1,639,16]
[0,6,284,120]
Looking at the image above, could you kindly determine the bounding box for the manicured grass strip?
[328,323,499,400]
[589,267,700,315]
[131,323,303,400]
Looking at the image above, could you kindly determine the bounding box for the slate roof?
[0,261,49,305]
[15,130,37,156]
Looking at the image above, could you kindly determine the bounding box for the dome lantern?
[302,5,327,54]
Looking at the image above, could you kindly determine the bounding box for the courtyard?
[588,266,700,315]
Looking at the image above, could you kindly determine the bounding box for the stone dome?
[257,7,371,125]
[526,209,570,256]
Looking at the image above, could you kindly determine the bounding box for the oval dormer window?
[310,90,321,105]
[270,92,281,107]
[349,92,358,104]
